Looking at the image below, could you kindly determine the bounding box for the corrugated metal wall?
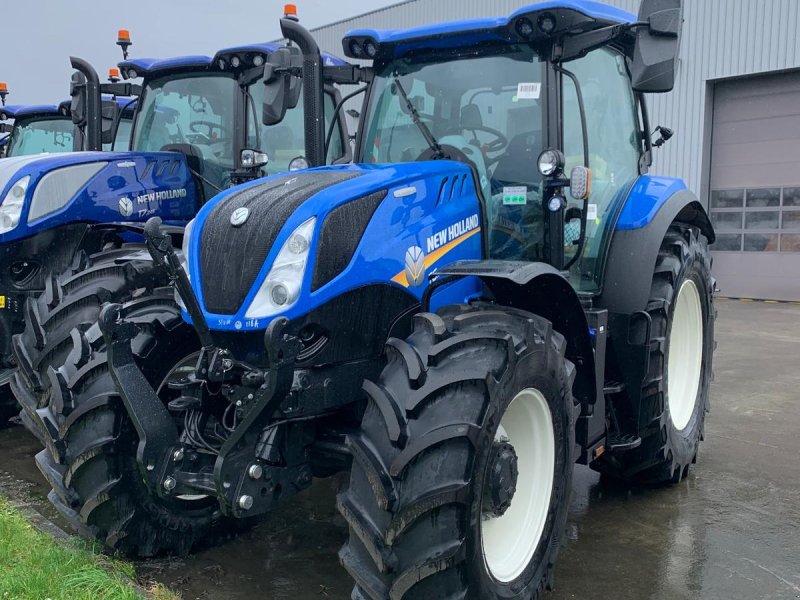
[311,0,800,205]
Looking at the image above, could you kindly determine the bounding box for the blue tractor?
[39,0,714,593]
[0,95,136,158]
[4,32,351,439]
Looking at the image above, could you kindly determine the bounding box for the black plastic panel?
[311,190,387,291]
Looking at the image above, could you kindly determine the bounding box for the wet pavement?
[1,298,798,599]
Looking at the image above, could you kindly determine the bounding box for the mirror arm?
[323,64,373,86]
[556,22,646,62]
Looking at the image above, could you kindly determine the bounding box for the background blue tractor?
[4,31,352,436]
[0,94,136,158]
[33,0,714,594]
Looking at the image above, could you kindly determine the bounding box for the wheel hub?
[483,441,519,518]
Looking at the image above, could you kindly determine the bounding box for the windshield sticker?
[503,186,527,205]
[587,203,598,221]
[516,82,541,100]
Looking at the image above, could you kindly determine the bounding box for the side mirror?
[631,0,682,93]
[101,99,120,144]
[70,71,88,126]
[263,47,302,126]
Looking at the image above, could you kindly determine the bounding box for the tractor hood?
[0,150,199,243]
[185,162,484,332]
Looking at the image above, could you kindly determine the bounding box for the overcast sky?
[3,0,399,106]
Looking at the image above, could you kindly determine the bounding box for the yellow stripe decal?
[391,227,481,288]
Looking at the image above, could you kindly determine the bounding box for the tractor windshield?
[6,117,75,157]
[133,73,237,196]
[362,46,547,260]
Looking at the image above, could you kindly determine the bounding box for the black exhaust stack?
[69,57,102,152]
[280,18,325,168]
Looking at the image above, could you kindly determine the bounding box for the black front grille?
[200,171,360,315]
[312,190,387,291]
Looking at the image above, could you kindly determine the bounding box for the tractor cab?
[0,103,75,157]
[0,95,137,158]
[120,43,350,199]
[344,0,683,293]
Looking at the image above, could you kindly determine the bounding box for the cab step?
[603,381,626,395]
[607,433,641,452]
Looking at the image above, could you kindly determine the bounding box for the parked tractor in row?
[15,0,714,597]
[3,31,351,437]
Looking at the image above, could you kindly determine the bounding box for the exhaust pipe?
[69,57,102,152]
[279,18,325,168]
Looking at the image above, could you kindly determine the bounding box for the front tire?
[339,304,577,599]
[20,289,239,556]
[12,244,168,417]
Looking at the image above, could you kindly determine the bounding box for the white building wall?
[310,0,800,204]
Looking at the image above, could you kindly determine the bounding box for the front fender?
[435,259,597,408]
[598,187,715,315]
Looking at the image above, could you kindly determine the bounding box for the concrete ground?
[1,298,799,599]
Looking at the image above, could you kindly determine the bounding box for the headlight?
[175,218,195,310]
[0,176,30,234]
[245,217,315,319]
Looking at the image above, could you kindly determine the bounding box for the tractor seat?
[491,130,542,189]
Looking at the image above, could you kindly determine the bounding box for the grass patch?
[0,498,179,600]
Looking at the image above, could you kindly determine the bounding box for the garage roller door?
[709,71,800,300]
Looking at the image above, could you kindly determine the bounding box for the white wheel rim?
[481,388,555,583]
[667,279,703,431]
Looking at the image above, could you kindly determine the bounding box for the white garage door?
[709,71,800,300]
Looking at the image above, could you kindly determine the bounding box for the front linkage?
[100,218,311,518]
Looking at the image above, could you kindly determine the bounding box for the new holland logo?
[404,246,426,287]
[230,207,250,227]
[118,197,133,217]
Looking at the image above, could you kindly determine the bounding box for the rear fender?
[435,260,597,408]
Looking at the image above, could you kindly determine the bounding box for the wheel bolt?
[238,495,254,510]
[163,476,176,491]
[173,448,184,462]
[248,464,263,480]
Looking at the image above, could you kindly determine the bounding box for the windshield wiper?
[392,75,445,159]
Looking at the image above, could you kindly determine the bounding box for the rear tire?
[339,304,577,599]
[597,223,715,484]
[19,288,239,556]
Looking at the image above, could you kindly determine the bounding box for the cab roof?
[343,0,635,60]
[119,41,348,79]
[0,104,67,120]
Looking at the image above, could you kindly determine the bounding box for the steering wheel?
[465,125,508,154]
[189,120,231,142]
